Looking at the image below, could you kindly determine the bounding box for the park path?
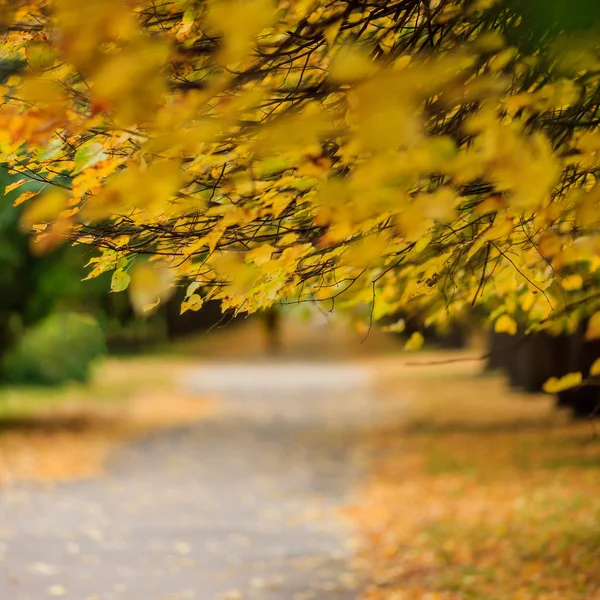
[0,357,400,600]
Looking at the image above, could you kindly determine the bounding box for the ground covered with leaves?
[0,356,213,485]
[349,356,600,600]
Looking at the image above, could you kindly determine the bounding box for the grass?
[0,355,169,416]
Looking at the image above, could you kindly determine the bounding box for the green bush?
[3,312,106,385]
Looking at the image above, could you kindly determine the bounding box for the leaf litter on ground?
[0,356,214,486]
[347,352,600,600]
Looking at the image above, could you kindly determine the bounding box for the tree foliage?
[2,0,600,338]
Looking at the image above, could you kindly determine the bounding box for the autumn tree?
[2,0,600,374]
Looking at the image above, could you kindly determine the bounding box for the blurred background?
[0,168,599,600]
[0,155,596,472]
[1,0,600,597]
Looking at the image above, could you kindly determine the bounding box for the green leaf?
[111,268,130,292]
[289,177,317,192]
[255,157,289,177]
[74,141,108,173]
[36,139,63,162]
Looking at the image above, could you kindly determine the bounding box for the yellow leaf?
[561,274,583,291]
[494,314,517,335]
[30,218,73,255]
[206,0,276,64]
[180,293,203,314]
[519,290,535,312]
[92,39,169,125]
[421,187,458,223]
[247,244,274,265]
[255,110,329,159]
[542,372,582,394]
[269,194,292,218]
[324,20,342,48]
[129,262,174,315]
[277,233,299,247]
[404,331,424,351]
[18,76,68,108]
[13,189,37,207]
[330,46,377,83]
[345,235,389,269]
[474,31,505,53]
[113,235,130,249]
[82,159,181,221]
[4,178,28,194]
[538,232,562,258]
[586,312,600,340]
[20,188,69,227]
[488,47,518,72]
[590,358,600,377]
[394,204,431,241]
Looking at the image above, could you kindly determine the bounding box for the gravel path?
[0,361,388,600]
